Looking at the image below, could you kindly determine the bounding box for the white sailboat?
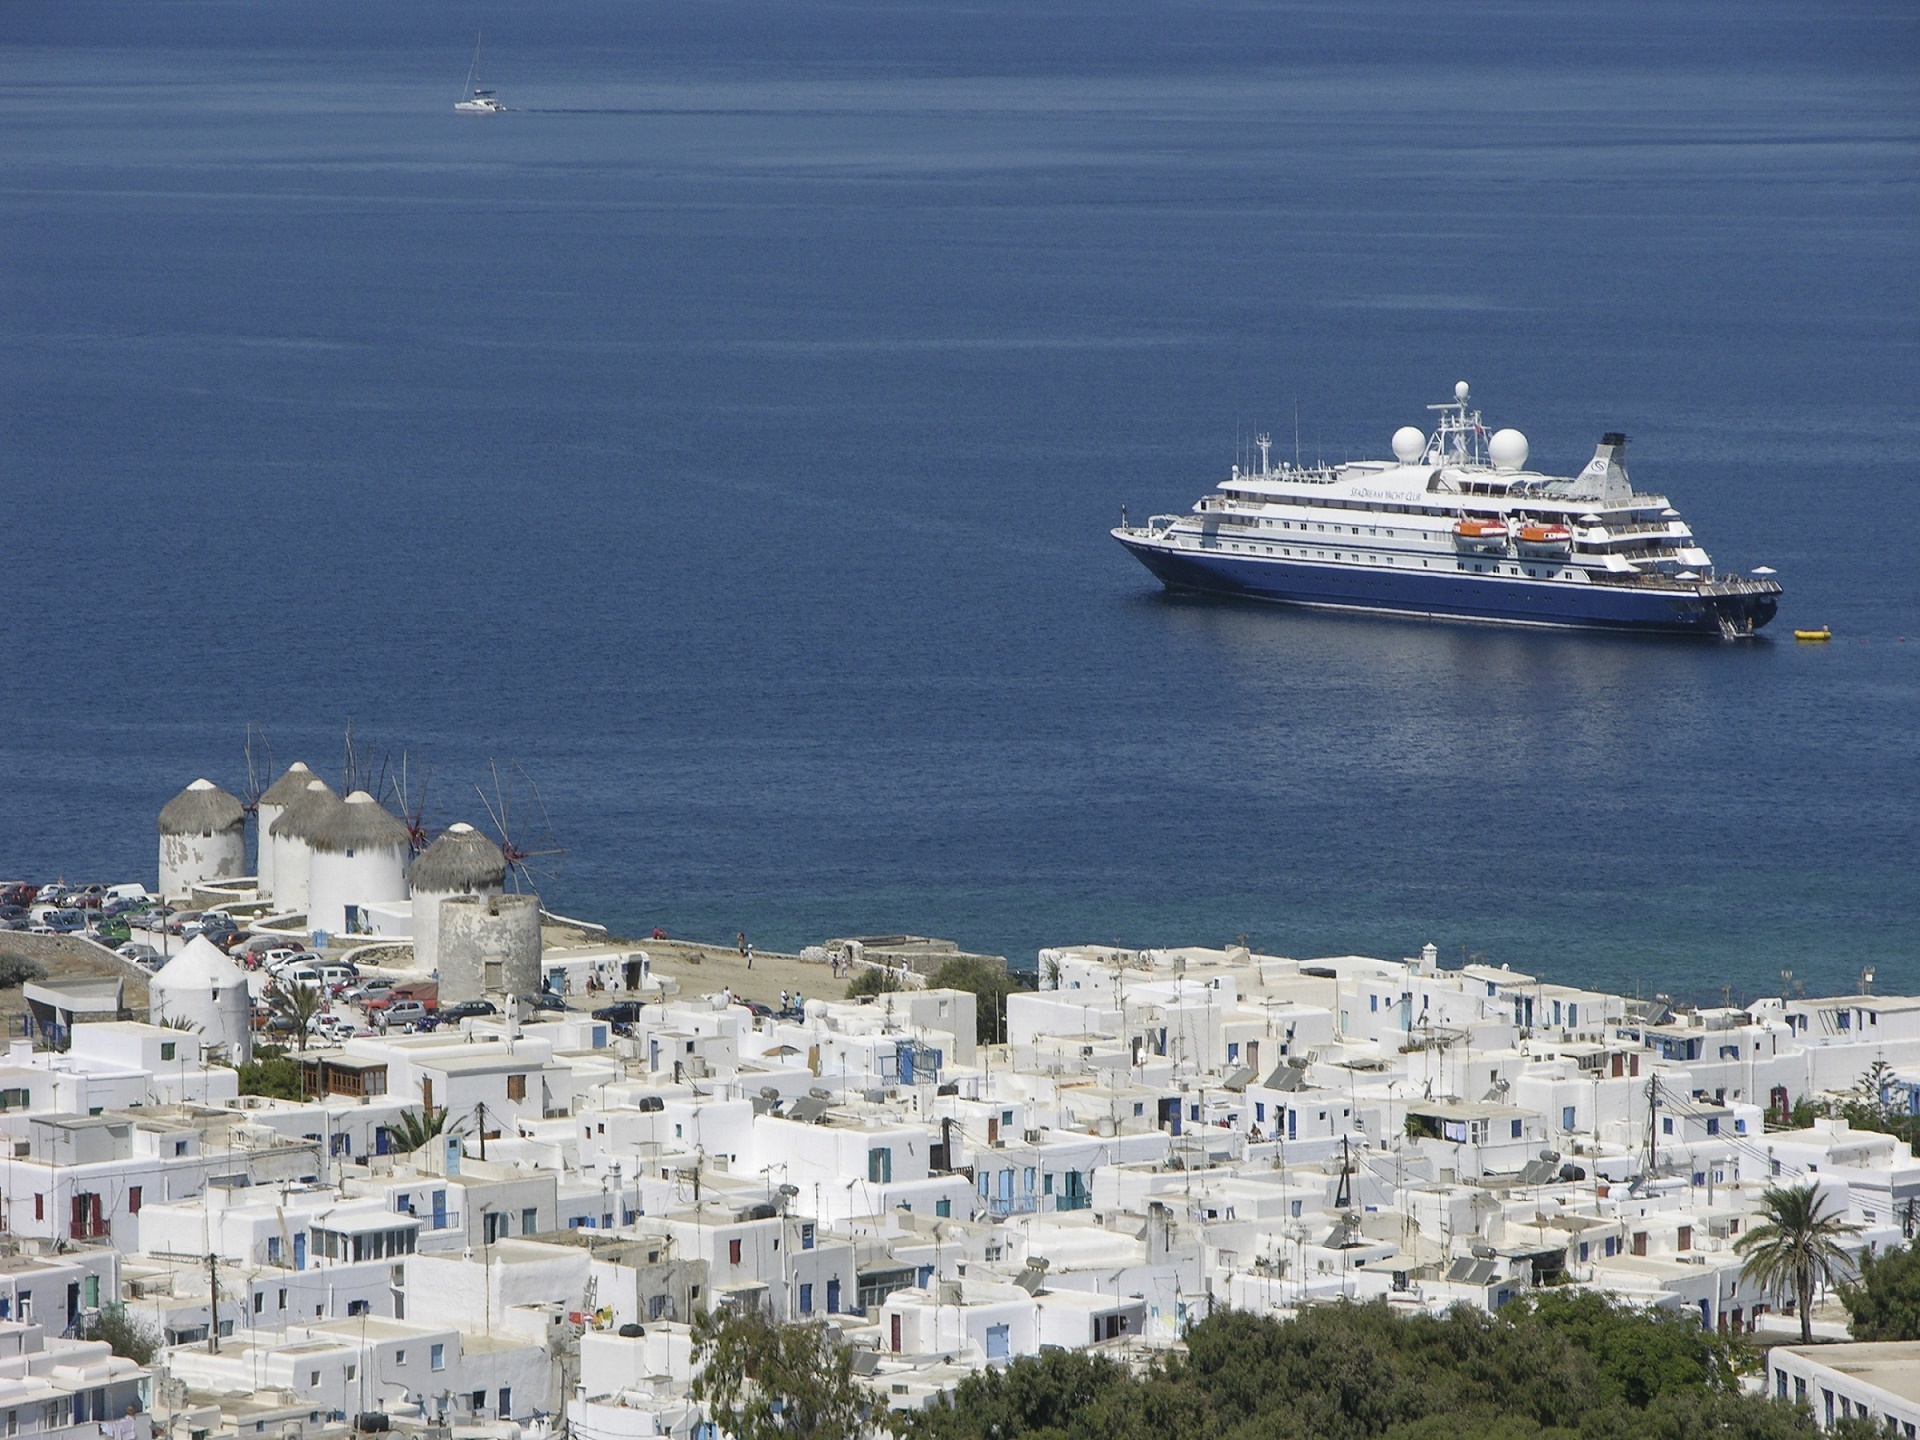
[455,32,507,114]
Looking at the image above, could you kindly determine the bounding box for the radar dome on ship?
[1488,428,1529,472]
[1391,427,1426,464]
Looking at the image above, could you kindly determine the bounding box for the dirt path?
[624,936,851,1008]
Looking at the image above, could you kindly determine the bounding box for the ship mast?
[1425,380,1488,468]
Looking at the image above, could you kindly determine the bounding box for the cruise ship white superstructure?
[1113,383,1781,637]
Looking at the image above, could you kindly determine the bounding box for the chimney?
[1576,432,1632,505]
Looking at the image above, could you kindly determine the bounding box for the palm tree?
[265,980,324,1053]
[1735,1182,1861,1343]
[388,1107,452,1155]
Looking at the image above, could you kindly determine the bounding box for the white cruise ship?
[1112,383,1782,638]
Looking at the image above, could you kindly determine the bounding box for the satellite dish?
[1488,429,1529,472]
[1391,426,1426,464]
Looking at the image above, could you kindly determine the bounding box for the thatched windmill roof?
[259,761,319,808]
[158,779,245,837]
[310,791,411,856]
[410,822,507,894]
[269,778,343,840]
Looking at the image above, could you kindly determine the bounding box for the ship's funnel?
[1573,432,1632,505]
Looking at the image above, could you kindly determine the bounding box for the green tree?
[1735,1182,1861,1344]
[846,966,903,998]
[1507,1288,1735,1408]
[931,957,1026,1045]
[387,1107,451,1155]
[1838,1240,1920,1340]
[0,955,45,988]
[81,1303,160,1365]
[265,979,324,1052]
[236,1044,304,1100]
[692,1306,864,1440]
[893,1301,1850,1440]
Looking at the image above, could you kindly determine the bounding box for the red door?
[890,1314,902,1353]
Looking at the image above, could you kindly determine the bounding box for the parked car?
[592,1000,648,1024]
[0,884,38,908]
[380,1000,429,1028]
[66,885,106,909]
[163,911,203,935]
[519,992,569,1014]
[348,980,394,1007]
[117,943,163,968]
[38,909,86,933]
[197,913,239,937]
[438,1000,498,1022]
[277,964,326,988]
[101,896,141,917]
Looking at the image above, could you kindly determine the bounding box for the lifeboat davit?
[1515,522,1573,554]
[1453,517,1509,550]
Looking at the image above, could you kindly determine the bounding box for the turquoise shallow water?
[0,0,1915,1000]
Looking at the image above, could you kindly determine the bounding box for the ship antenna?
[1293,401,1301,469]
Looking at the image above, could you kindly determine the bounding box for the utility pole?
[206,1253,219,1354]
[1644,1075,1659,1176]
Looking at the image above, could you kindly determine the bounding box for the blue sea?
[1,0,1915,1001]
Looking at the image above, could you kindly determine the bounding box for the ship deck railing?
[1587,571,1780,596]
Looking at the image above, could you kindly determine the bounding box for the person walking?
[737,932,748,957]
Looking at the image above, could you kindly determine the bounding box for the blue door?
[375,1127,390,1156]
[293,1233,306,1271]
[826,1279,840,1314]
[432,1190,447,1228]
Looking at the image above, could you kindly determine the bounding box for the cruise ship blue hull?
[1117,539,1779,636]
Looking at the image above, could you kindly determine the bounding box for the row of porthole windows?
[1217,542,1576,581]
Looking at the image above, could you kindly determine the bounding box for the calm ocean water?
[1,0,1915,1000]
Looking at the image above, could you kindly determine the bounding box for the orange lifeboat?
[1515,522,1573,553]
[1452,517,1509,550]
